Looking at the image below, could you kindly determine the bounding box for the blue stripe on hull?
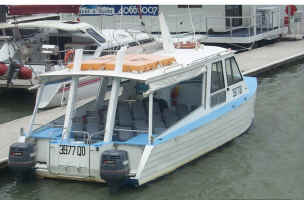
[31,76,257,147]
[153,76,257,145]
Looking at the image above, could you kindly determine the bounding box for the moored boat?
[8,14,257,189]
[0,20,158,108]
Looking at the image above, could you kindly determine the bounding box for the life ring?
[285,5,297,16]
[64,49,75,65]
[174,41,199,49]
[171,86,179,106]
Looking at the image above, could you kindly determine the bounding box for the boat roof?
[66,54,176,72]
[39,45,232,92]
[0,20,93,32]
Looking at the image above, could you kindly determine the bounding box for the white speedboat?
[8,14,257,189]
[0,20,158,108]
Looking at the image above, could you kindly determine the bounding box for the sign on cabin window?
[225,57,243,86]
[210,61,226,107]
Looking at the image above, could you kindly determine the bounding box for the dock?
[1,38,304,168]
[236,39,304,75]
[0,79,39,89]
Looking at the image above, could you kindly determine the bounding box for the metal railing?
[97,11,286,41]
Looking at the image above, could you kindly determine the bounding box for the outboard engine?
[100,150,129,190]
[8,142,35,178]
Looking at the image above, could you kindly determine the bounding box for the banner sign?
[80,5,159,16]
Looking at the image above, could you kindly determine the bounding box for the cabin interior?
[49,74,204,145]
[34,54,244,146]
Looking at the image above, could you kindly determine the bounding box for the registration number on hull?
[59,145,86,156]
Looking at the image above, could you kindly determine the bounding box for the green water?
[0,61,304,200]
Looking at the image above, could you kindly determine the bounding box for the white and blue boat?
[8,14,257,189]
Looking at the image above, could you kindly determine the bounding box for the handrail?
[114,128,148,133]
[71,130,91,144]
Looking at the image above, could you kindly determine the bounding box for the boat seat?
[73,129,88,141]
[157,98,169,113]
[163,108,179,127]
[98,106,119,125]
[154,127,166,135]
[71,116,83,132]
[117,102,133,126]
[90,131,104,143]
[144,99,161,114]
[114,125,134,141]
[134,120,148,132]
[153,112,166,135]
[190,105,198,111]
[132,101,147,120]
[176,104,189,119]
[86,121,101,134]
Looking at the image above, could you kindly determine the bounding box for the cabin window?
[211,61,225,93]
[210,61,226,107]
[86,28,106,44]
[225,57,243,86]
[225,5,242,27]
[99,46,121,57]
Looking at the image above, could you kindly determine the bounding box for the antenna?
[159,12,175,53]
[188,5,196,42]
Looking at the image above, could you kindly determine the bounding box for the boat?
[8,13,257,189]
[0,20,158,108]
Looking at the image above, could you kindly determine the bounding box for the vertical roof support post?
[103,46,127,143]
[253,5,257,38]
[148,92,153,145]
[95,77,108,111]
[62,49,83,140]
[27,83,45,138]
[103,77,120,143]
[205,63,211,111]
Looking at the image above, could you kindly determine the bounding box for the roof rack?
[67,54,176,73]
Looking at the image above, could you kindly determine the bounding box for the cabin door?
[224,56,244,102]
[209,60,226,108]
[49,142,91,177]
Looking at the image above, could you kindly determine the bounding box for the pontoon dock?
[0,79,39,89]
[1,38,304,169]
[237,39,304,76]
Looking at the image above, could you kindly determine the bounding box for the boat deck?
[1,38,304,168]
[236,38,304,75]
[0,97,95,168]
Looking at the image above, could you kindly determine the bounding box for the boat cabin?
[8,13,257,187]
[25,43,252,179]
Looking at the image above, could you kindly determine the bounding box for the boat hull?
[34,91,255,185]
[136,92,256,185]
